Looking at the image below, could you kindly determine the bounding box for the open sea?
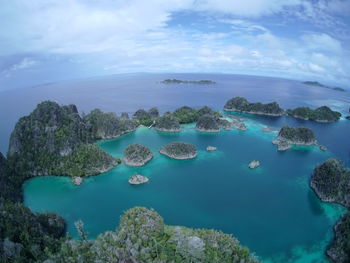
[1,73,349,262]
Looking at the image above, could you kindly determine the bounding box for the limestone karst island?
[1,2,350,263]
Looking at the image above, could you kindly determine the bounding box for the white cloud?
[1,58,38,77]
[194,0,302,17]
[302,33,343,54]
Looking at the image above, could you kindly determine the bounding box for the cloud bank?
[0,0,349,90]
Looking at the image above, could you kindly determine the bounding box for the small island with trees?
[160,142,197,159]
[123,144,153,166]
[272,126,317,151]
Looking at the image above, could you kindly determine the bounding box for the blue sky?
[0,0,349,91]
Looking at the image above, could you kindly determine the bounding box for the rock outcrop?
[286,106,341,122]
[224,97,284,116]
[206,146,217,151]
[248,160,260,169]
[124,144,153,166]
[128,174,149,185]
[72,176,83,186]
[154,114,181,132]
[273,126,316,150]
[160,142,197,159]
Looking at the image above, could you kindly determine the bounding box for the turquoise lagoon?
[24,115,346,263]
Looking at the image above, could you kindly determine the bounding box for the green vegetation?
[278,126,316,145]
[162,79,216,84]
[154,114,181,131]
[0,200,66,262]
[7,101,119,181]
[303,81,346,92]
[196,114,220,132]
[287,106,341,122]
[124,144,153,166]
[310,159,350,262]
[173,106,199,123]
[84,108,137,140]
[133,108,160,126]
[224,97,284,116]
[172,105,221,124]
[311,158,350,207]
[46,207,259,263]
[57,144,119,177]
[160,142,197,159]
[327,213,350,263]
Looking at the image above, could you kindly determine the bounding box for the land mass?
[123,144,153,166]
[310,158,350,263]
[46,207,259,263]
[224,97,284,116]
[161,79,216,84]
[303,81,346,92]
[273,126,316,151]
[287,106,341,122]
[160,142,197,159]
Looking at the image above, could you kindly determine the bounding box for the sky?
[0,0,349,91]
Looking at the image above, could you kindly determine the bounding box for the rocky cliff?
[7,101,119,179]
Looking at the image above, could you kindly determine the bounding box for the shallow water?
[24,120,346,262]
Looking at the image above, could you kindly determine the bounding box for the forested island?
[160,142,197,159]
[310,159,350,263]
[161,79,216,84]
[287,106,341,122]
[123,144,153,166]
[303,81,346,92]
[224,96,342,122]
[224,97,284,116]
[272,126,316,151]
